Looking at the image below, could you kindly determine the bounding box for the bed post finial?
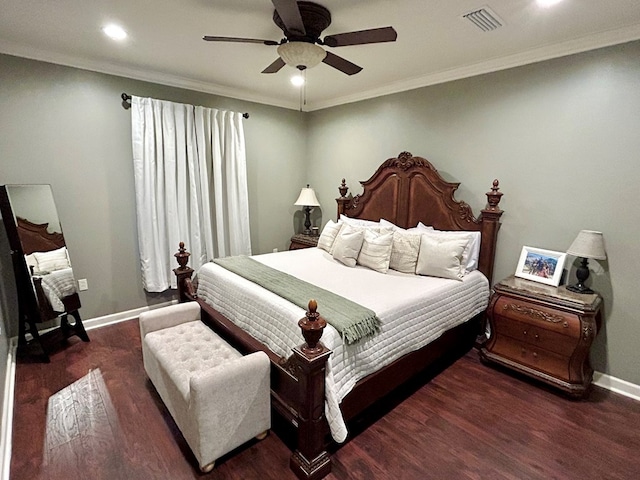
[174,241,190,270]
[298,299,327,355]
[485,179,503,212]
[336,179,350,220]
[174,242,195,302]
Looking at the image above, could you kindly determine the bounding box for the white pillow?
[24,253,39,272]
[317,220,343,252]
[379,218,400,230]
[416,234,467,280]
[332,225,365,267]
[427,230,480,272]
[33,246,70,273]
[340,214,380,228]
[416,222,435,231]
[357,229,394,273]
[389,230,421,274]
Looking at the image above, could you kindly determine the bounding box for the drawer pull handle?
[535,334,540,340]
[532,352,538,358]
[523,330,527,336]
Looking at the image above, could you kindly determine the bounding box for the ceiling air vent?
[462,6,504,32]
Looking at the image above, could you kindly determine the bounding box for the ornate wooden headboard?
[16,217,66,255]
[336,151,504,282]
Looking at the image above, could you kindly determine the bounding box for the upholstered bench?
[139,302,271,472]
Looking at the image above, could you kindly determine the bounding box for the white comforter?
[35,267,77,313]
[196,248,489,442]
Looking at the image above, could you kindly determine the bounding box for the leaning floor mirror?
[0,184,89,362]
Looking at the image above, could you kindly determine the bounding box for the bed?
[174,151,504,479]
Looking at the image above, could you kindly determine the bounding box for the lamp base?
[566,283,594,295]
[302,206,312,235]
[567,257,593,294]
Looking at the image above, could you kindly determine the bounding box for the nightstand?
[480,275,602,397]
[289,233,319,250]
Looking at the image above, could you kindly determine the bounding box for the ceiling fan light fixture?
[277,42,326,70]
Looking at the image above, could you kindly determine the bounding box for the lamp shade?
[567,230,607,260]
[277,42,326,70]
[294,185,320,207]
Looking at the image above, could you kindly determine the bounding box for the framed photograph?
[515,246,567,287]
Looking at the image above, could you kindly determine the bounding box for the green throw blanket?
[213,256,380,345]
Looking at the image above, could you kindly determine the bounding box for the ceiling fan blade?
[262,57,286,74]
[323,26,397,48]
[203,36,279,46]
[322,51,362,76]
[272,0,306,36]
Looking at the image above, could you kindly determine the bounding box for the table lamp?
[294,185,320,235]
[566,230,606,294]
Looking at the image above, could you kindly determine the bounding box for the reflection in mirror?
[0,185,89,361]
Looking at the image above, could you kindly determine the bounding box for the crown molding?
[1,23,640,113]
[0,39,299,111]
[306,24,640,111]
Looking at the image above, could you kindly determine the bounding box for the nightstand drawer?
[492,316,579,356]
[493,295,580,338]
[491,335,570,381]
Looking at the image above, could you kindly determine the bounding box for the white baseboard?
[0,338,17,480]
[82,300,177,331]
[593,371,640,402]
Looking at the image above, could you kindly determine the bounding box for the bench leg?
[200,461,215,473]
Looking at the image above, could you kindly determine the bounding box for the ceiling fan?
[203,0,397,76]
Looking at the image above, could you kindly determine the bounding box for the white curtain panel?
[131,97,251,292]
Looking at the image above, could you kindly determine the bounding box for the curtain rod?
[120,93,249,119]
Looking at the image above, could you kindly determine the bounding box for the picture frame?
[515,246,567,287]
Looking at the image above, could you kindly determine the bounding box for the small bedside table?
[289,233,319,250]
[480,275,602,398]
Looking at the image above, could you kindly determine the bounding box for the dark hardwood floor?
[11,319,640,480]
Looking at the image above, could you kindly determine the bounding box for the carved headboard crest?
[380,151,435,171]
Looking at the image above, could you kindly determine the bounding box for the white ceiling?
[1,0,640,111]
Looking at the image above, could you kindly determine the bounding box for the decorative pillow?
[379,218,400,230]
[389,230,421,273]
[339,214,379,228]
[33,246,70,273]
[317,220,342,252]
[416,233,468,280]
[416,222,435,231]
[357,229,394,273]
[332,225,365,267]
[24,253,39,273]
[425,230,479,272]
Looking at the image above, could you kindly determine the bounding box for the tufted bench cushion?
[139,302,270,472]
[145,320,242,401]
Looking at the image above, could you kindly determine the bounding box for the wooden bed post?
[335,179,349,220]
[174,242,195,302]
[478,180,504,285]
[290,300,332,480]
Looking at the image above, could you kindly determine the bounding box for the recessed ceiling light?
[290,74,305,87]
[102,24,127,41]
[537,0,563,7]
